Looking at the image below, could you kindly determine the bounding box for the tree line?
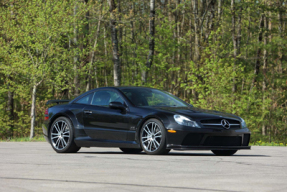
[0,0,286,143]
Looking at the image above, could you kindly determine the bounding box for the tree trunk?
[73,3,79,96]
[262,13,268,136]
[130,2,137,84]
[262,8,272,136]
[104,26,108,86]
[231,0,237,93]
[278,2,283,74]
[250,15,264,92]
[108,0,121,86]
[217,0,222,23]
[193,0,200,63]
[30,84,37,139]
[86,3,102,91]
[142,0,155,84]
[192,0,199,101]
[7,81,14,137]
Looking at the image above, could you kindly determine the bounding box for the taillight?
[44,109,49,120]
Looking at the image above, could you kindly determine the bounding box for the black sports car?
[43,87,251,155]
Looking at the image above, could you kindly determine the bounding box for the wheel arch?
[135,113,170,143]
[48,111,78,139]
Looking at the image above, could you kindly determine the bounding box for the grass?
[250,140,287,146]
[0,135,46,142]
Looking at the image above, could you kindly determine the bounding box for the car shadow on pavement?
[78,151,269,157]
[168,152,269,157]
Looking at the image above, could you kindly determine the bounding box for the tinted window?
[91,90,124,107]
[121,89,187,107]
[75,93,93,104]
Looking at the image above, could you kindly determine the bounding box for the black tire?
[211,150,237,156]
[49,117,81,153]
[140,118,170,155]
[119,148,143,154]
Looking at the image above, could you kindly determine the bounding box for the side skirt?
[74,137,141,149]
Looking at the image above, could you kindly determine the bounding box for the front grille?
[203,136,242,146]
[181,133,204,146]
[243,134,250,146]
[200,119,241,129]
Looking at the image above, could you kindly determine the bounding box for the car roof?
[70,86,159,104]
[89,86,157,91]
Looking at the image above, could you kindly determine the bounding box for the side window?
[91,90,124,107]
[75,93,93,104]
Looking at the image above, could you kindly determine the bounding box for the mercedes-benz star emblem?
[221,119,230,129]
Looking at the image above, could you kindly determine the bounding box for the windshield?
[121,88,188,107]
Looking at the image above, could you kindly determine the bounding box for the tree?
[108,0,121,86]
[141,0,155,84]
[1,0,75,139]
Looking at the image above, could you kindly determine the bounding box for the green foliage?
[251,141,287,147]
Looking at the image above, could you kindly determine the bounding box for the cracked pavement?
[0,143,286,192]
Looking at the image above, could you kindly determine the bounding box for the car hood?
[154,106,241,121]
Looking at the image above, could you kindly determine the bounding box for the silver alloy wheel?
[51,120,70,150]
[141,122,162,152]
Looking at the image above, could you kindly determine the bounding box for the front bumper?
[165,127,251,150]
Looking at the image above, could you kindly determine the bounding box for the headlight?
[240,117,247,128]
[174,115,200,128]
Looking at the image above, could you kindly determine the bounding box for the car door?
[83,89,129,141]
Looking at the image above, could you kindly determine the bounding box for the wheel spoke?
[52,136,59,139]
[147,141,152,151]
[61,121,66,132]
[143,139,149,143]
[62,138,67,146]
[154,139,160,147]
[60,139,64,149]
[55,123,61,133]
[151,122,155,133]
[144,127,151,135]
[145,125,152,134]
[155,131,161,136]
[55,138,60,148]
[152,141,157,149]
[150,141,154,151]
[155,135,161,138]
[63,131,70,135]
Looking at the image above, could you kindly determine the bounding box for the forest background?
[0,0,286,143]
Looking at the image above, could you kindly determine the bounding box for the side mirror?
[109,102,126,112]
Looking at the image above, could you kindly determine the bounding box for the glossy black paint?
[42,87,251,151]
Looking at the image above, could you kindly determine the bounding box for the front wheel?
[49,117,81,153]
[211,150,237,156]
[140,119,170,155]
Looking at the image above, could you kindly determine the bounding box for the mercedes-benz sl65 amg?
[42,87,251,155]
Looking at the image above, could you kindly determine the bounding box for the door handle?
[84,110,92,114]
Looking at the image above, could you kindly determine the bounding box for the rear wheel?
[119,148,142,154]
[140,119,170,155]
[49,117,81,153]
[212,150,237,156]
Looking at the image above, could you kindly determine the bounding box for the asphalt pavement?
[0,142,286,192]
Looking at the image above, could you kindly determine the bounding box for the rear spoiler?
[46,100,70,105]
